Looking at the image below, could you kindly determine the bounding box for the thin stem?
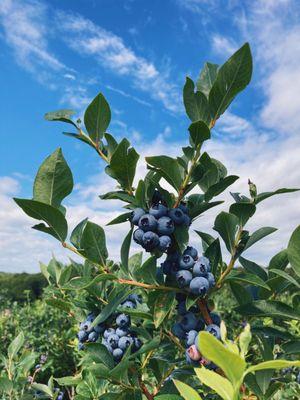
[153,365,175,396]
[138,377,154,400]
[163,330,185,352]
[79,129,109,163]
[198,298,213,325]
[216,226,243,288]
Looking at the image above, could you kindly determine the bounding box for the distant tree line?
[0,272,46,301]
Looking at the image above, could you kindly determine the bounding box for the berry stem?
[117,278,186,293]
[138,377,154,400]
[197,299,213,325]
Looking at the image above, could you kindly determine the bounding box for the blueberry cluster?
[161,247,215,295]
[131,201,190,253]
[77,294,143,364]
[172,303,221,366]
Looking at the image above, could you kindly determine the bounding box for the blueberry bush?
[7,43,300,399]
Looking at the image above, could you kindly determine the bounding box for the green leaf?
[188,120,211,147]
[195,368,234,400]
[55,376,82,386]
[213,211,239,253]
[255,188,299,204]
[268,269,300,289]
[121,228,133,273]
[105,133,118,160]
[70,218,88,248]
[84,343,114,369]
[8,332,24,359]
[105,139,139,192]
[134,256,157,284]
[239,323,252,358]
[235,300,300,320]
[45,298,71,312]
[31,383,53,397]
[146,155,184,191]
[197,331,246,385]
[269,249,289,271]
[45,109,77,128]
[62,131,93,147]
[153,291,175,328]
[229,203,256,226]
[196,62,219,97]
[195,230,215,247]
[33,148,73,208]
[0,377,13,392]
[14,198,67,242]
[80,221,108,266]
[183,77,211,124]
[204,238,222,275]
[189,199,223,220]
[244,227,277,251]
[173,225,189,252]
[287,225,300,277]
[225,270,270,290]
[100,191,136,204]
[173,379,202,400]
[62,273,116,290]
[84,92,111,143]
[92,288,132,327]
[239,256,268,281]
[209,43,252,121]
[205,175,239,201]
[230,282,252,306]
[281,340,300,354]
[107,212,132,226]
[245,359,300,375]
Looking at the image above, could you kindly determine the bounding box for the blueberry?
[185,349,199,365]
[131,208,146,225]
[107,334,120,348]
[81,321,93,332]
[176,292,187,302]
[206,324,221,339]
[142,231,160,250]
[88,331,99,342]
[128,294,142,304]
[158,235,172,252]
[186,344,201,361]
[78,342,85,351]
[151,189,163,205]
[102,339,113,353]
[149,204,168,218]
[180,312,198,331]
[57,393,64,400]
[161,256,179,275]
[210,313,221,326]
[171,322,186,339]
[157,216,175,235]
[35,364,41,370]
[116,313,130,328]
[176,270,193,287]
[133,337,143,351]
[186,330,198,347]
[112,348,124,361]
[133,228,144,244]
[177,301,187,316]
[196,318,205,331]
[116,327,128,337]
[179,254,195,270]
[86,312,95,322]
[207,272,215,287]
[94,323,105,334]
[103,328,115,339]
[40,354,47,364]
[78,330,88,342]
[183,246,198,261]
[179,203,188,214]
[118,336,133,350]
[168,208,185,225]
[121,300,136,309]
[193,257,209,277]
[138,214,157,232]
[189,277,209,296]
[182,214,191,227]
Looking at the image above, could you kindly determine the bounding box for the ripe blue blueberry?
[176,270,193,288]
[157,216,175,235]
[186,330,198,346]
[182,214,191,227]
[94,323,105,334]
[116,327,128,337]
[179,254,195,270]
[177,301,187,316]
[102,339,113,353]
[78,343,84,351]
[35,364,41,370]
[171,322,186,339]
[196,318,205,331]
[86,313,95,322]
[189,277,209,296]
[81,321,93,332]
[78,330,88,342]
[57,393,64,400]
[149,203,168,218]
[179,203,188,214]
[103,328,115,339]
[118,336,133,350]
[121,300,136,309]
[206,324,221,339]
[131,208,145,225]
[107,334,120,348]
[112,348,124,361]
[158,235,172,252]
[142,231,160,250]
[168,208,186,224]
[180,312,198,331]
[88,331,99,342]
[210,312,221,326]
[133,337,143,351]
[183,246,198,261]
[116,313,130,328]
[133,228,144,244]
[138,214,157,232]
[207,272,215,287]
[193,257,210,276]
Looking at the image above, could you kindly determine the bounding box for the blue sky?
[1,0,300,272]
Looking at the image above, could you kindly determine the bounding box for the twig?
[197,298,213,325]
[138,377,154,400]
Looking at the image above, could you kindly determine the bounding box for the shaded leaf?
[45,109,77,128]
[121,228,133,273]
[205,175,239,201]
[188,120,210,147]
[153,292,175,328]
[225,270,270,290]
[213,211,239,253]
[229,203,256,226]
[80,221,108,266]
[146,155,184,191]
[287,225,300,277]
[235,300,300,320]
[183,77,211,124]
